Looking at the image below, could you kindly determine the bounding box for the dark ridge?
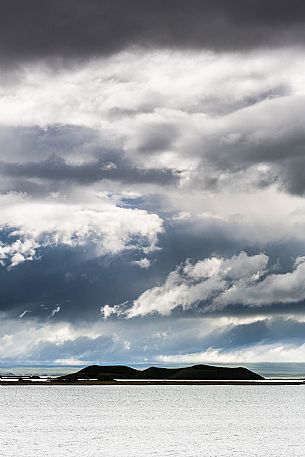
[57,364,264,381]
[136,366,181,379]
[58,365,139,381]
[171,366,262,380]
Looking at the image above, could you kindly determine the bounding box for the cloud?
[2,310,305,364]
[124,252,268,317]
[101,304,126,319]
[2,0,305,65]
[0,49,297,131]
[0,192,163,266]
[0,138,178,192]
[131,258,151,269]
[2,4,305,366]
[0,51,303,327]
[1,50,305,198]
[19,310,30,319]
[53,358,93,366]
[0,125,178,197]
[191,95,305,196]
[0,311,252,363]
[0,314,139,363]
[49,305,61,318]
[157,342,305,364]
[0,238,39,268]
[215,257,305,307]
[105,253,305,318]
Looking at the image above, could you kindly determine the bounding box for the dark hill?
[170,365,262,380]
[58,365,139,381]
[57,363,264,381]
[136,366,181,379]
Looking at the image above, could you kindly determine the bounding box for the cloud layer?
[103,253,305,318]
[0,192,163,267]
[3,0,305,65]
[1,3,305,365]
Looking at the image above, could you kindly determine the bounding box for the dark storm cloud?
[2,0,305,64]
[4,119,305,196]
[191,97,305,195]
[0,243,145,321]
[0,153,178,188]
[0,125,178,192]
[204,122,305,170]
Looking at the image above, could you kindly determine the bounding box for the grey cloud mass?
[0,149,178,187]
[2,0,305,65]
[0,126,178,195]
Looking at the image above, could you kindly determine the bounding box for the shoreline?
[1,379,305,386]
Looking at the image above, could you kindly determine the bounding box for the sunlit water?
[1,385,305,456]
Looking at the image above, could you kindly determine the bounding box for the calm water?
[1,385,305,456]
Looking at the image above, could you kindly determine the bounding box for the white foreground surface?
[1,385,304,456]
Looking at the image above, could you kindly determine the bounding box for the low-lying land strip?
[1,363,305,385]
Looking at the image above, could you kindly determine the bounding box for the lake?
[1,385,305,456]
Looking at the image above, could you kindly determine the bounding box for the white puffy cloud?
[0,191,163,266]
[124,252,268,317]
[215,257,305,307]
[103,252,305,318]
[0,238,39,267]
[131,257,151,269]
[101,304,126,319]
[1,49,300,129]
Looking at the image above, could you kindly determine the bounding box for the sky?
[2,0,305,366]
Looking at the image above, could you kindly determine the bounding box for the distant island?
[57,364,264,382]
[2,364,305,385]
